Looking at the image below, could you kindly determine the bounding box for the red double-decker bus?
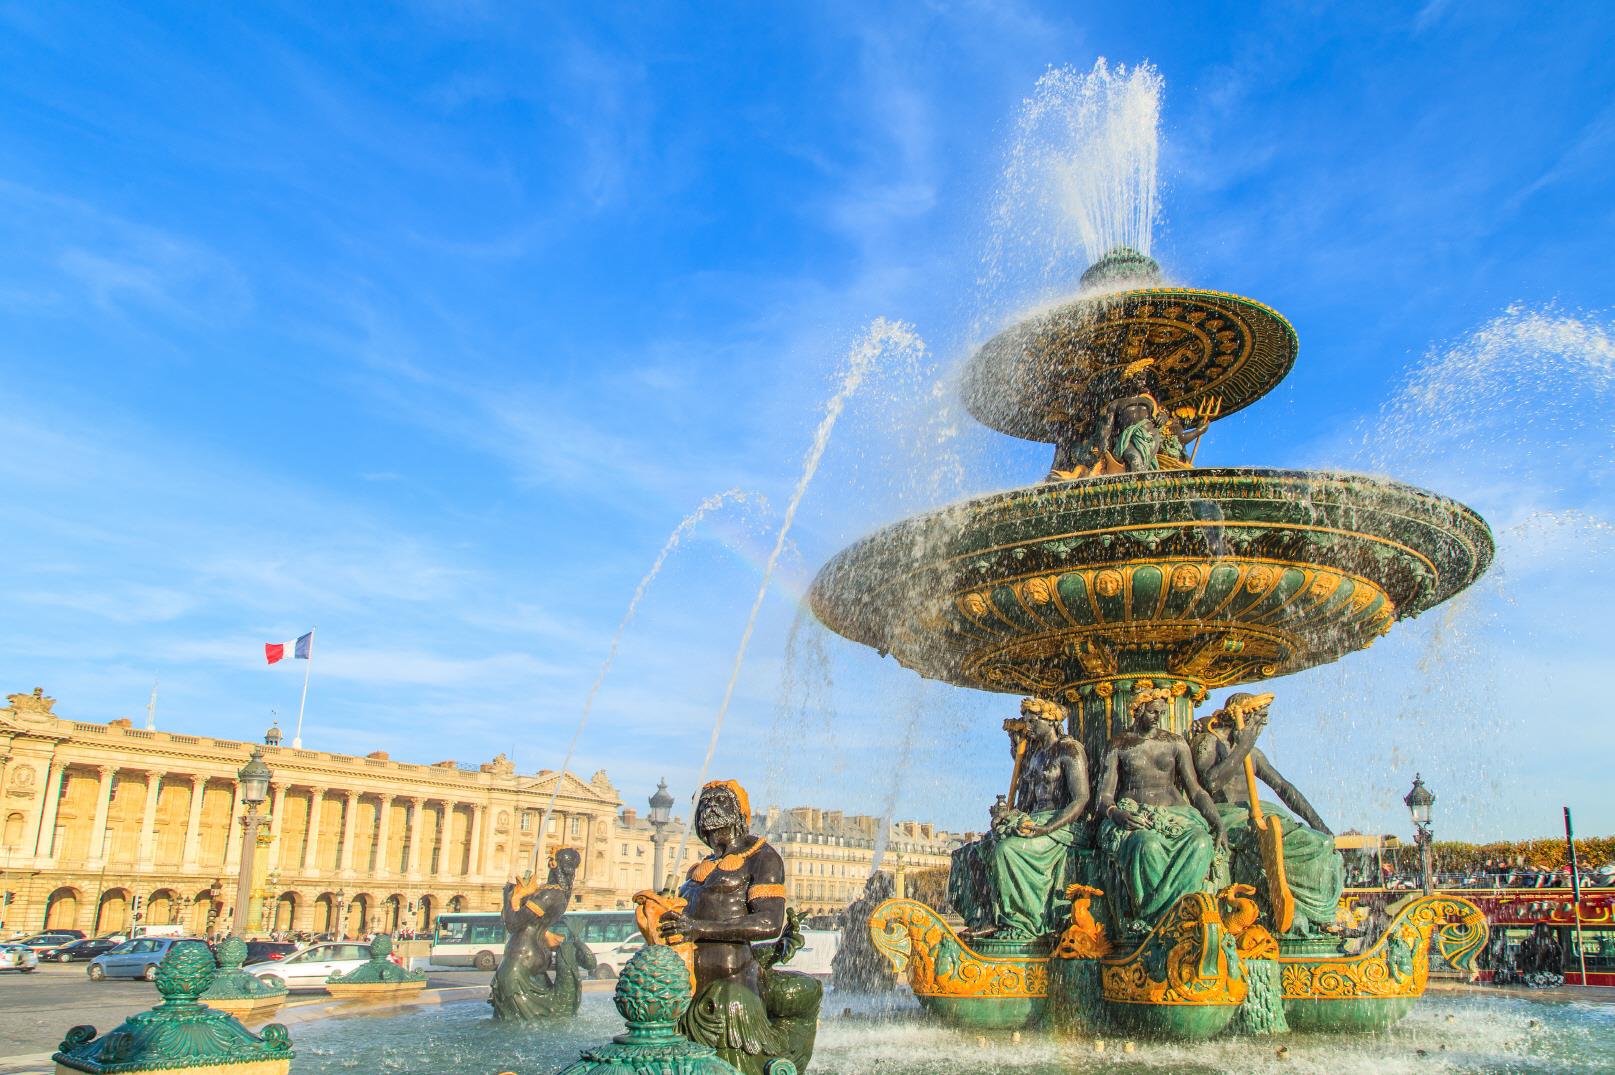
[1343,887,1615,986]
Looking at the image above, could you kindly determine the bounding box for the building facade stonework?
[0,689,631,937]
[0,690,957,936]
[761,806,966,918]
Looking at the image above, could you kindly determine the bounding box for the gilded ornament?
[963,593,989,618]
[1099,892,1247,1007]
[1170,565,1202,591]
[869,899,1048,1000]
[1244,566,1274,594]
[1051,884,1112,960]
[1278,895,1486,1002]
[1024,577,1053,605]
[1094,570,1123,598]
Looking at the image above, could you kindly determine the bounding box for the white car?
[245,941,380,990]
[0,944,39,973]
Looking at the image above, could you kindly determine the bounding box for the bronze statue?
[1189,692,1344,935]
[651,780,820,1075]
[489,846,597,1019]
[1093,687,1226,932]
[950,699,1090,940]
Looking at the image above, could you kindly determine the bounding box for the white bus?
[431,909,644,976]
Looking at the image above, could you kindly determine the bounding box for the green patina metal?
[813,245,1497,1041]
[557,945,756,1074]
[325,934,426,986]
[54,940,294,1073]
[200,937,287,1003]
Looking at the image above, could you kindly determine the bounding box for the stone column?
[181,775,207,868]
[87,766,116,864]
[302,789,325,874]
[223,780,247,870]
[338,791,358,875]
[438,803,458,881]
[374,795,394,878]
[466,804,483,882]
[404,798,424,879]
[31,761,64,861]
[136,771,163,867]
[266,783,288,870]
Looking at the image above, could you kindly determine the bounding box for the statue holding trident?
[1190,692,1344,935]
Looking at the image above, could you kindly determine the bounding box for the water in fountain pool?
[287,990,1614,1074]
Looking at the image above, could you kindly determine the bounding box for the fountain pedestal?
[54,941,293,1075]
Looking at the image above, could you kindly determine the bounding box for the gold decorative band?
[748,884,787,902]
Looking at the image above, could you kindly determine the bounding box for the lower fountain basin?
[283,987,1612,1073]
[810,468,1492,698]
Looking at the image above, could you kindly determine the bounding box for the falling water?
[531,488,757,871]
[675,319,928,868]
[980,58,1164,320]
[867,680,927,876]
[1280,306,1615,837]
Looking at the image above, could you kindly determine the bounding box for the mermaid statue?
[1190,692,1345,935]
[489,846,597,1019]
[1093,687,1227,934]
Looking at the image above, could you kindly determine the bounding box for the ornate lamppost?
[334,887,347,939]
[648,779,675,893]
[1404,773,1436,896]
[230,747,272,938]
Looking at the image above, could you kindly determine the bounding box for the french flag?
[265,632,313,665]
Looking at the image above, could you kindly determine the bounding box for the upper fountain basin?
[809,468,1493,697]
[963,282,1298,444]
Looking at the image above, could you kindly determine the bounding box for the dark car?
[41,937,121,963]
[244,941,299,963]
[17,930,85,952]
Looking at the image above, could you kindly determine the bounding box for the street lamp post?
[231,747,272,938]
[648,779,675,893]
[1404,773,1436,896]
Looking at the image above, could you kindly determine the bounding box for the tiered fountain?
[808,247,1495,1038]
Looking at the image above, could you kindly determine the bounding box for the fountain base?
[869,891,1486,1039]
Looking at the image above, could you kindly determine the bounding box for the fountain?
[807,246,1496,1039]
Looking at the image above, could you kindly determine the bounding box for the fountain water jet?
[674,318,928,872]
[532,488,759,867]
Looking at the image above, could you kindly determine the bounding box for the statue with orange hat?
[635,779,821,1075]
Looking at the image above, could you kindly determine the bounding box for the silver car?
[0,944,39,973]
[245,941,376,990]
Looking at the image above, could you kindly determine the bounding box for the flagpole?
[292,627,315,750]
[1565,806,1588,985]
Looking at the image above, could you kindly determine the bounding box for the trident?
[1187,395,1223,465]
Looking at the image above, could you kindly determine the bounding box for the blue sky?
[2,2,1611,841]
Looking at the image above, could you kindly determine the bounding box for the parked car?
[87,937,192,981]
[0,944,39,973]
[245,941,377,990]
[17,931,84,952]
[41,937,122,963]
[244,941,299,964]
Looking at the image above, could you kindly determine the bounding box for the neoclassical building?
[0,689,633,937]
[0,689,955,937]
[761,806,968,918]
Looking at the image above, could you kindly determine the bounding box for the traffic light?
[132,893,144,922]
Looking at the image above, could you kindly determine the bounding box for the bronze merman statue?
[1093,687,1227,933]
[950,698,1090,940]
[1190,693,1345,935]
[489,846,597,1019]
[651,780,820,1075]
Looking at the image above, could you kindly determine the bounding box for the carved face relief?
[11,765,34,788]
[1095,570,1123,598]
